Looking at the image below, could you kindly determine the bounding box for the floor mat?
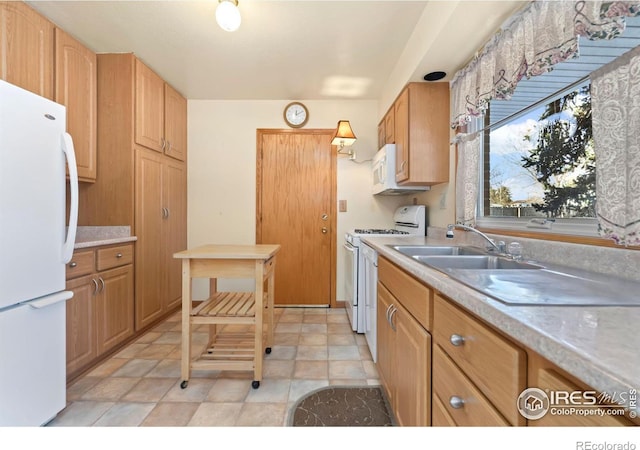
[289,385,394,426]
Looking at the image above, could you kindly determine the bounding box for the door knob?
[321,227,328,234]
[321,214,328,221]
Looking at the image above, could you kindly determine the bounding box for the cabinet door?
[164,83,187,162]
[55,28,97,182]
[376,282,395,404]
[163,159,187,311]
[394,88,409,182]
[135,147,164,330]
[0,1,54,99]
[65,274,97,377]
[384,109,395,144]
[135,59,164,153]
[96,265,134,354]
[377,121,385,151]
[394,302,431,426]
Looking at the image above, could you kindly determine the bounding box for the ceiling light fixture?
[331,120,357,159]
[216,0,241,32]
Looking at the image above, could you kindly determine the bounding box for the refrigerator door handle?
[61,132,78,264]
[28,291,73,309]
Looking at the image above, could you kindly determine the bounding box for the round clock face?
[284,102,309,128]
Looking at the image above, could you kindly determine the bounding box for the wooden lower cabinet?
[65,243,134,381]
[377,281,431,426]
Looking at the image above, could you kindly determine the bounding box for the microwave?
[372,144,429,195]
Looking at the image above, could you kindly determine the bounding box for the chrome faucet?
[446,224,505,254]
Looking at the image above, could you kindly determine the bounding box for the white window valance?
[450,0,640,129]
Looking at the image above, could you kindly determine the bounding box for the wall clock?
[283,102,309,128]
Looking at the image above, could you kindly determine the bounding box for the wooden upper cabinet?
[135,59,165,153]
[55,28,97,182]
[384,109,395,145]
[394,82,450,186]
[0,1,54,99]
[135,59,187,161]
[164,83,187,161]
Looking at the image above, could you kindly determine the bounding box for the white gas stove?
[344,205,427,345]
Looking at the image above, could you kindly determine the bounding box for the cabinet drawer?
[378,256,431,330]
[434,294,526,425]
[433,345,510,426]
[432,393,456,426]
[531,368,633,426]
[96,244,133,271]
[66,250,95,280]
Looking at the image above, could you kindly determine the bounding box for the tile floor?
[48,306,380,427]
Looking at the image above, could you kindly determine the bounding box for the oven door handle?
[343,243,357,253]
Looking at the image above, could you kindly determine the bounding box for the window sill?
[474,217,631,248]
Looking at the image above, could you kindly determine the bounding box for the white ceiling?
[28,0,525,100]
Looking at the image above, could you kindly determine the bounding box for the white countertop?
[363,235,640,414]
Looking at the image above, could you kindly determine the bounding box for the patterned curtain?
[455,134,481,227]
[591,46,640,246]
[450,0,640,128]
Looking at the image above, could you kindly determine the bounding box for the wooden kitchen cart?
[174,244,280,389]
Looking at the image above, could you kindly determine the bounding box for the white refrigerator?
[0,80,78,426]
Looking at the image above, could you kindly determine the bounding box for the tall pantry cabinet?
[79,53,187,331]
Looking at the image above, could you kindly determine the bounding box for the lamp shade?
[216,0,241,32]
[331,120,357,146]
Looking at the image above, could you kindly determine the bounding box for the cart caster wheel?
[252,380,260,389]
[180,380,188,389]
[265,347,272,354]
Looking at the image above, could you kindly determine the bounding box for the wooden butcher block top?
[174,244,280,260]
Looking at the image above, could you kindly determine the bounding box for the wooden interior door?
[257,129,336,306]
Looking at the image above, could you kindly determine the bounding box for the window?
[481,80,594,221]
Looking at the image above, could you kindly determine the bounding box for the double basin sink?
[388,244,640,306]
[391,245,542,271]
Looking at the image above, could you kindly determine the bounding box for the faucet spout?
[446,224,503,254]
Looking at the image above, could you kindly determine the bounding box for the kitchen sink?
[413,255,543,270]
[390,245,486,257]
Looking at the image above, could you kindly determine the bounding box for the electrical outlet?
[339,200,347,212]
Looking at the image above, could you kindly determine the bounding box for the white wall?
[187,99,411,301]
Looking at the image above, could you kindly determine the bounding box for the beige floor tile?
[141,402,199,426]
[358,344,373,360]
[153,331,182,345]
[85,358,128,378]
[280,308,304,315]
[112,359,160,377]
[362,360,380,379]
[328,361,367,380]
[206,378,251,402]
[328,345,360,360]
[299,333,327,345]
[93,402,155,426]
[235,403,287,426]
[153,320,178,332]
[301,323,327,333]
[328,323,354,334]
[136,344,178,359]
[304,308,327,315]
[296,345,328,360]
[48,401,115,426]
[278,314,304,323]
[66,377,102,402]
[326,314,349,324]
[293,361,328,379]
[81,377,140,401]
[329,379,370,386]
[122,378,175,402]
[144,359,181,378]
[302,315,327,324]
[328,333,356,346]
[274,333,299,345]
[268,345,297,360]
[136,331,162,344]
[188,402,243,426]
[113,343,149,359]
[245,379,291,403]
[264,359,295,378]
[163,378,215,402]
[276,322,302,333]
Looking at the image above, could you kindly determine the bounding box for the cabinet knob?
[116,252,123,258]
[449,396,465,409]
[69,262,77,268]
[450,334,465,347]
